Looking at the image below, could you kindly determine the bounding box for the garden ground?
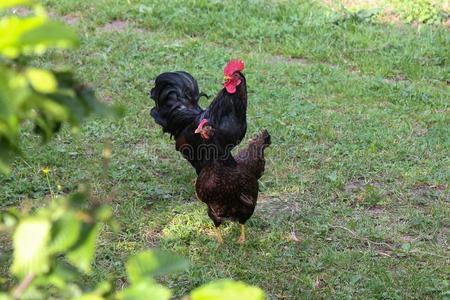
[1,0,449,299]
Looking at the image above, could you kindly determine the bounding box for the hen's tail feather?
[258,129,271,146]
[150,71,205,136]
[236,129,271,179]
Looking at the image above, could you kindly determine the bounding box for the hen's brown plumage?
[195,130,271,243]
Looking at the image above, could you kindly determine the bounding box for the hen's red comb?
[224,59,245,76]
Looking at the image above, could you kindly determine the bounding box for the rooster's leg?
[237,224,246,244]
[214,227,224,244]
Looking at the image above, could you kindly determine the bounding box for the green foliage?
[391,0,445,24]
[191,280,265,300]
[0,192,265,299]
[0,192,114,298]
[0,14,78,58]
[117,280,171,300]
[126,250,188,283]
[0,2,109,174]
[11,216,52,277]
[0,0,34,10]
[331,8,381,24]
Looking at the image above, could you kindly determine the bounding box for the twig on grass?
[331,225,394,250]
[12,273,35,299]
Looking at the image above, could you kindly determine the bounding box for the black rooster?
[150,60,247,174]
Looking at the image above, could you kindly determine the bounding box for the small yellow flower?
[42,167,50,174]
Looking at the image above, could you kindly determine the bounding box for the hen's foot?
[214,227,223,244]
[237,224,246,244]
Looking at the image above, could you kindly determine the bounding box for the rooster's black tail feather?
[150,71,204,137]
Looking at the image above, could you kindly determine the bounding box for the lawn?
[1,0,449,299]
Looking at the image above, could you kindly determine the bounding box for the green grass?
[1,0,449,298]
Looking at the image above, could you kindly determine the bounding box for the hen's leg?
[237,224,246,244]
[208,208,223,244]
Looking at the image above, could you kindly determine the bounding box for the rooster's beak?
[195,128,201,134]
[224,75,232,81]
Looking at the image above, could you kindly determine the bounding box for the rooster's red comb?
[224,59,245,76]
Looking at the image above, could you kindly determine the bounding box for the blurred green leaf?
[0,293,12,300]
[117,280,171,300]
[67,223,101,273]
[0,59,115,173]
[20,285,44,299]
[72,295,104,300]
[11,217,51,277]
[0,16,78,58]
[26,68,57,93]
[191,280,265,300]
[67,191,90,208]
[19,20,78,51]
[0,209,19,227]
[0,0,34,10]
[0,157,11,174]
[72,282,111,300]
[48,212,81,254]
[126,250,188,284]
[94,205,113,221]
[34,262,77,289]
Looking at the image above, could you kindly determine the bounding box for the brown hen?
[195,130,271,244]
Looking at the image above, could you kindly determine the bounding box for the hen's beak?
[194,128,201,134]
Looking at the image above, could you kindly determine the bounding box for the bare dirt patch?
[144,227,163,247]
[367,206,385,215]
[399,235,416,243]
[62,14,79,25]
[411,121,428,137]
[345,178,367,193]
[256,193,301,219]
[98,91,114,104]
[345,178,383,193]
[411,183,448,200]
[100,20,130,32]
[383,74,409,84]
[98,20,146,33]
